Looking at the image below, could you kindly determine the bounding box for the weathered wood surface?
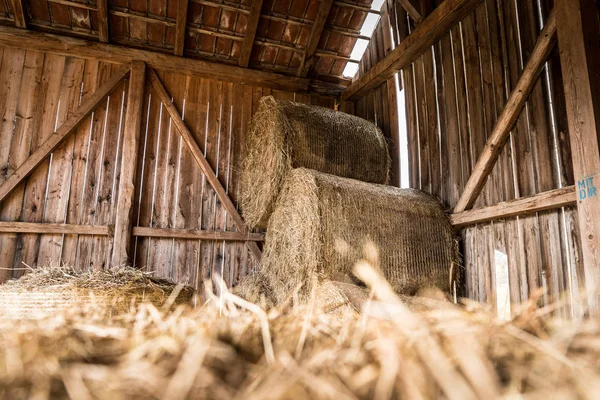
[111,61,146,268]
[454,10,557,213]
[451,186,577,227]
[132,227,264,241]
[0,222,110,235]
[0,26,340,95]
[556,0,600,314]
[341,0,483,101]
[238,0,263,67]
[297,0,335,77]
[173,0,189,56]
[8,0,26,28]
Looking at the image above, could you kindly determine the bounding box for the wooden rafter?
[297,0,335,77]
[556,0,600,313]
[451,186,576,227]
[453,10,557,213]
[341,0,482,101]
[397,0,422,23]
[9,0,26,28]
[97,0,109,42]
[111,61,146,268]
[147,69,262,263]
[174,0,189,56]
[0,66,129,204]
[239,0,263,67]
[0,26,334,94]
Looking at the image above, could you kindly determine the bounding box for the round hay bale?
[0,266,195,319]
[240,96,390,229]
[261,168,458,305]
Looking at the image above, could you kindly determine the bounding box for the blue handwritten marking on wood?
[578,176,598,201]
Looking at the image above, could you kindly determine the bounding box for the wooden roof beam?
[340,0,483,101]
[174,0,190,56]
[239,0,263,67]
[9,0,26,28]
[397,0,422,23]
[297,0,335,77]
[454,10,557,212]
[97,0,109,42]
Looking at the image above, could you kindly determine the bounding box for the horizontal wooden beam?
[450,186,576,227]
[341,0,482,101]
[454,9,557,212]
[148,70,262,263]
[0,222,110,235]
[0,66,129,203]
[132,227,265,241]
[0,26,335,95]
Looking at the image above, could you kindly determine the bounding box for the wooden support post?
[0,66,129,203]
[556,0,600,313]
[174,0,189,56]
[97,0,109,42]
[451,186,577,227]
[148,69,262,263]
[238,0,263,67]
[454,10,557,212]
[341,0,482,101]
[297,0,334,77]
[111,62,146,267]
[9,0,26,28]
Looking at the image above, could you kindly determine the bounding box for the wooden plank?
[97,0,109,42]
[451,186,577,227]
[556,0,600,314]
[132,227,264,241]
[238,0,263,67]
[111,61,146,267]
[341,0,483,101]
[0,26,335,95]
[297,0,334,77]
[453,10,557,213]
[397,0,422,23]
[0,222,110,235]
[0,66,129,204]
[174,0,189,56]
[147,70,262,263]
[9,0,26,28]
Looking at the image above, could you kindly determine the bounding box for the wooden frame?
[297,0,335,77]
[0,26,340,95]
[174,0,189,56]
[147,69,262,263]
[341,0,483,101]
[97,0,109,42]
[556,0,600,313]
[239,0,263,67]
[397,0,422,23]
[9,0,26,28]
[132,227,264,241]
[0,66,130,203]
[0,222,110,235]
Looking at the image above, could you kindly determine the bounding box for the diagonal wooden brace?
[147,69,262,263]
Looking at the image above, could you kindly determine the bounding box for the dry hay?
[0,266,195,319]
[258,168,458,305]
[239,96,390,229]
[0,263,599,400]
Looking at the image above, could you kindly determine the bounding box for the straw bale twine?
[260,168,458,305]
[0,266,194,319]
[240,96,390,229]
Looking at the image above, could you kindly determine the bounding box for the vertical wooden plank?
[36,57,86,267]
[62,59,99,267]
[97,0,109,43]
[111,61,146,268]
[0,47,27,280]
[14,54,66,271]
[556,0,600,314]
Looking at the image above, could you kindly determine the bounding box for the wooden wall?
[0,45,335,289]
[352,0,585,315]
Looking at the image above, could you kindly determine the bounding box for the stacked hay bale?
[0,266,195,319]
[240,96,390,229]
[238,97,456,308]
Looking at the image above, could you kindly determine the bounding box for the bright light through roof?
[342,5,381,79]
